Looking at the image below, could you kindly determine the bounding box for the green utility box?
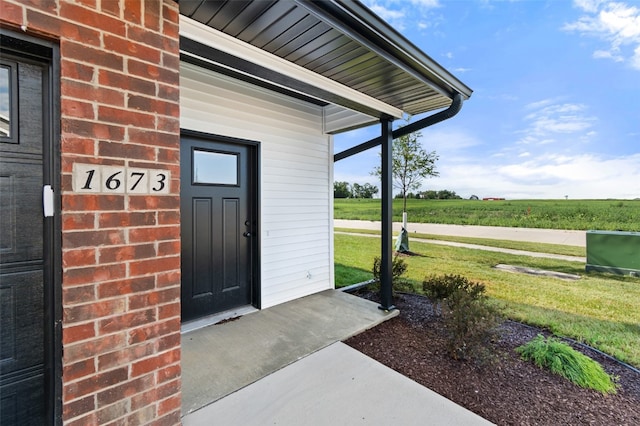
[586,230,640,276]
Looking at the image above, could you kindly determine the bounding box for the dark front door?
[180,134,257,322]
[0,51,51,424]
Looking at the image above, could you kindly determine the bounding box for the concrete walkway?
[335,219,586,247]
[184,342,492,426]
[336,232,586,263]
[181,289,492,426]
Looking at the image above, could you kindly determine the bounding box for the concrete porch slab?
[181,289,398,415]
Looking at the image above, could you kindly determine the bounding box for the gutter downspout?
[334,93,464,310]
[334,93,464,162]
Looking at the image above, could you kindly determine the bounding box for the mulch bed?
[345,291,640,425]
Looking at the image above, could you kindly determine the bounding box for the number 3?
[152,173,167,192]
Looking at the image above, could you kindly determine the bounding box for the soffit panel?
[179,0,465,116]
[180,18,403,119]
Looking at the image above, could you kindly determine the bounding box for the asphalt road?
[334,219,586,247]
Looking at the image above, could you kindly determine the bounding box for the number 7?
[130,172,145,190]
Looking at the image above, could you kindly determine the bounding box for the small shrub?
[372,255,411,293]
[441,289,502,361]
[422,274,485,314]
[373,255,407,282]
[516,335,618,394]
[423,274,502,361]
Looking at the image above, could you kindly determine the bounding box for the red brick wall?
[0,1,182,425]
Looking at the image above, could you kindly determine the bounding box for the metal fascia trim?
[296,0,472,100]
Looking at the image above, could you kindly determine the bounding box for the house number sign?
[72,163,171,194]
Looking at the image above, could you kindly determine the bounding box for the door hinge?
[43,185,54,217]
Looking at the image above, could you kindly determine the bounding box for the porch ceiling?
[179,0,472,118]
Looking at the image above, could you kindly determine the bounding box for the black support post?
[333,95,465,310]
[379,117,395,311]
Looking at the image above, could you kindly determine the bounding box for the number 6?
[105,171,122,190]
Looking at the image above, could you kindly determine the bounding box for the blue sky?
[333,0,640,199]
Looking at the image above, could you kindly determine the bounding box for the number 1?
[82,169,96,190]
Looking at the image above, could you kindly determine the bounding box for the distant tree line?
[394,189,462,200]
[335,183,461,199]
[334,181,379,199]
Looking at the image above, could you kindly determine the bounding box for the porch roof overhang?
[178,0,472,133]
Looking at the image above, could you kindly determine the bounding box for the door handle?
[43,185,54,217]
[243,232,252,237]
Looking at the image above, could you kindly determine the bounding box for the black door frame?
[0,29,62,424]
[180,129,261,315]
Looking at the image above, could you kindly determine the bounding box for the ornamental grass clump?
[516,335,618,394]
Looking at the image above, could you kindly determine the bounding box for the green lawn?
[334,198,640,231]
[335,233,640,367]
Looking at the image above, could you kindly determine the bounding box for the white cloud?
[487,93,519,101]
[633,44,640,68]
[524,98,556,110]
[419,128,483,156]
[367,3,405,22]
[573,0,604,14]
[593,49,624,61]
[497,153,640,198]
[430,152,640,199]
[411,0,441,7]
[563,1,640,69]
[362,0,441,32]
[517,101,597,146]
[334,125,639,199]
[408,108,635,199]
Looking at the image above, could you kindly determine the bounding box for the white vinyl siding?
[180,62,334,308]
